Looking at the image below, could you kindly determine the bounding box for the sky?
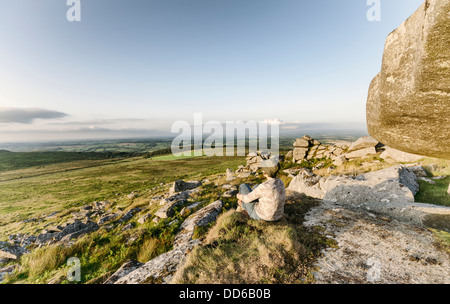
[0,0,424,142]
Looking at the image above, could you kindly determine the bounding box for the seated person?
[236,160,286,221]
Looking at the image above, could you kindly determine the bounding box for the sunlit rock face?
[367,0,450,159]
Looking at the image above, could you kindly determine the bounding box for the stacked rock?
[245,151,280,173]
[290,135,346,165]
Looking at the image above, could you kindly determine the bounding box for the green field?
[0,153,245,237]
[0,151,136,173]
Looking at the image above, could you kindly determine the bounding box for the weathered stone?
[344,147,377,159]
[115,201,223,284]
[332,155,347,167]
[169,180,202,195]
[104,260,144,284]
[347,136,378,153]
[36,232,59,245]
[0,242,27,260]
[406,165,428,177]
[288,165,419,203]
[380,147,425,163]
[180,202,202,217]
[293,148,308,161]
[155,200,185,219]
[0,264,17,283]
[56,220,99,242]
[367,0,450,159]
[285,150,293,161]
[98,213,119,225]
[222,189,238,198]
[137,213,152,224]
[293,138,310,148]
[226,168,235,181]
[118,208,142,223]
[121,223,134,231]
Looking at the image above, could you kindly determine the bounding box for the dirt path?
[304,200,449,284]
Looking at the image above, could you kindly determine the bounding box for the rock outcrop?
[113,200,223,284]
[288,165,419,203]
[169,180,202,196]
[288,165,450,232]
[0,242,27,260]
[380,147,425,163]
[367,0,450,159]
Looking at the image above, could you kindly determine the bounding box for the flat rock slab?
[104,260,144,284]
[304,200,450,284]
[169,180,202,196]
[347,136,378,153]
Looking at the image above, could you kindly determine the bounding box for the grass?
[172,192,334,284]
[0,151,133,172]
[0,155,245,239]
[414,158,450,207]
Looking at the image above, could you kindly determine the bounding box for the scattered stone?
[122,223,134,232]
[347,136,378,153]
[98,213,119,225]
[104,260,144,284]
[127,192,138,199]
[0,242,27,260]
[115,200,223,284]
[222,189,238,198]
[137,213,152,224]
[55,220,99,242]
[169,180,202,196]
[226,168,235,181]
[405,165,428,178]
[118,208,142,223]
[154,190,198,219]
[418,177,436,185]
[344,147,377,160]
[332,155,347,167]
[380,147,425,163]
[0,264,17,283]
[180,202,202,217]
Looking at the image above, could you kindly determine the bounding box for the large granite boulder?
[367,0,450,159]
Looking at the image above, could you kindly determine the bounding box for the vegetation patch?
[172,192,330,284]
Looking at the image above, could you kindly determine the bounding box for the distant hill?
[0,149,11,153]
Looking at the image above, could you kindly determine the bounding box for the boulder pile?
[288,165,450,232]
[286,135,425,166]
[111,200,224,284]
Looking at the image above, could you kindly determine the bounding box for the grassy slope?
[0,155,245,237]
[0,151,134,172]
[173,192,335,284]
[1,151,448,284]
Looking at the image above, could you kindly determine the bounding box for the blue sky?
[0,0,424,141]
